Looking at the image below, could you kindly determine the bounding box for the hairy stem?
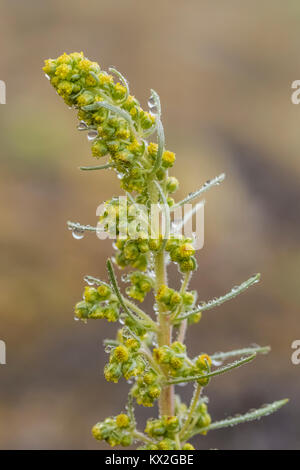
[154,249,174,416]
[179,384,202,440]
[176,272,192,343]
[133,430,154,445]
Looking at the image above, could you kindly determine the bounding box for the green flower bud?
[74,300,89,319]
[182,443,195,450]
[187,311,202,325]
[124,242,139,260]
[182,291,195,306]
[91,140,108,158]
[166,176,179,194]
[84,286,99,303]
[158,438,176,450]
[179,256,197,273]
[156,285,173,305]
[97,285,111,300]
[115,413,130,428]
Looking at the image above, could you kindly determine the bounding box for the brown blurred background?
[0,0,299,450]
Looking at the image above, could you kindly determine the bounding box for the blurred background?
[0,0,299,450]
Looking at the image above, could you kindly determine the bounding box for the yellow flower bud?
[162,150,176,168]
[113,345,129,363]
[182,443,195,450]
[115,413,130,428]
[91,423,102,440]
[179,243,195,259]
[196,354,212,369]
[148,385,161,399]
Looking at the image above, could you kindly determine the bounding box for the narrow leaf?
[108,67,129,102]
[67,221,97,232]
[79,163,112,171]
[106,259,144,326]
[210,345,270,362]
[171,173,225,210]
[82,101,137,136]
[167,354,256,385]
[177,273,260,320]
[199,399,289,433]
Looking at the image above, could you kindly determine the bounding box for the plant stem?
[154,248,174,417]
[179,383,202,439]
[176,272,191,343]
[133,430,154,445]
[123,298,158,331]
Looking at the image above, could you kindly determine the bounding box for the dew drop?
[148,96,156,108]
[74,316,79,322]
[84,276,96,286]
[45,74,50,81]
[148,96,158,114]
[87,129,98,141]
[77,120,88,130]
[72,228,85,240]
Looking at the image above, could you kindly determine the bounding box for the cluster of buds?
[92,413,133,447]
[74,285,120,322]
[104,336,145,383]
[114,235,165,271]
[172,290,202,326]
[131,371,162,407]
[125,272,154,302]
[193,402,212,435]
[145,415,179,438]
[43,52,176,197]
[156,285,197,315]
[137,415,194,450]
[166,236,197,273]
[114,237,149,271]
[153,342,212,385]
[156,285,182,311]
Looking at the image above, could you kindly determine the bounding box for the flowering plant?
[43,52,287,450]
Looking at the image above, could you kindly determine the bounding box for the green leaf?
[167,354,257,385]
[79,163,112,171]
[108,67,130,102]
[82,101,138,137]
[195,399,289,435]
[210,345,270,362]
[171,173,225,210]
[67,221,97,232]
[177,273,261,320]
[106,258,144,327]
